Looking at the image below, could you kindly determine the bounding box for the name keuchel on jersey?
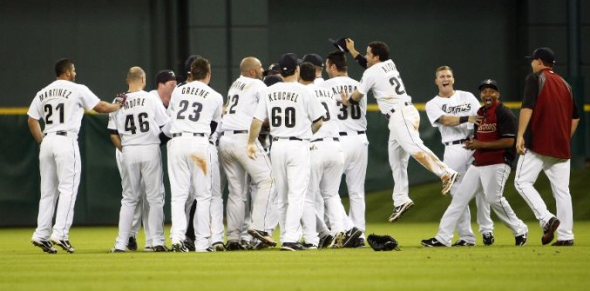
[39,88,72,102]
[268,91,299,102]
[182,86,210,98]
[124,97,146,110]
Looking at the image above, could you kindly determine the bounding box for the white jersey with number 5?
[254,82,325,139]
[28,80,100,134]
[358,59,411,114]
[222,76,267,131]
[320,76,366,132]
[168,80,224,134]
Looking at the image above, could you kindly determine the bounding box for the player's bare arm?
[247,118,263,159]
[516,108,533,154]
[345,38,359,58]
[571,118,580,137]
[27,117,43,144]
[311,118,323,134]
[437,115,483,126]
[464,137,514,150]
[93,101,123,114]
[110,134,122,151]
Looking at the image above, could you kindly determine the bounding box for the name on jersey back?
[268,91,299,102]
[327,85,357,96]
[38,88,72,102]
[123,98,146,110]
[181,86,210,98]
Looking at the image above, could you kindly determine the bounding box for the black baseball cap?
[302,53,324,67]
[478,79,499,92]
[184,54,201,74]
[263,75,283,86]
[155,70,176,86]
[263,63,280,77]
[525,47,555,64]
[328,37,349,53]
[278,53,300,74]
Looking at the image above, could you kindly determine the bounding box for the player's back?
[307,83,339,139]
[168,80,223,135]
[360,59,411,114]
[222,75,266,131]
[321,76,366,132]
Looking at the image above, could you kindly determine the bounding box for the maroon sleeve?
[521,73,539,109]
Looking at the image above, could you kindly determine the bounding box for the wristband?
[349,98,359,105]
[459,116,469,123]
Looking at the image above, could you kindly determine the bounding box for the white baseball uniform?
[320,76,367,235]
[108,90,170,251]
[358,59,457,208]
[29,80,101,243]
[167,80,223,251]
[253,81,325,244]
[219,75,277,242]
[426,90,493,243]
[209,130,225,245]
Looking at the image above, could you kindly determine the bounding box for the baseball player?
[108,67,170,252]
[425,66,494,246]
[341,41,459,223]
[247,53,326,251]
[28,58,123,254]
[320,50,368,247]
[302,54,325,84]
[220,56,277,248]
[299,62,361,248]
[209,129,226,251]
[166,57,224,252]
[515,47,580,246]
[422,79,528,247]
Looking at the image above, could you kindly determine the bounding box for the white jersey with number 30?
[358,59,411,114]
[320,76,366,133]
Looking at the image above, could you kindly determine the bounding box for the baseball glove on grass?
[367,233,400,251]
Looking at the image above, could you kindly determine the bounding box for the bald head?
[126,66,146,90]
[240,57,263,79]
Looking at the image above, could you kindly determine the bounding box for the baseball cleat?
[541,217,560,245]
[152,245,170,252]
[318,233,336,249]
[184,238,196,252]
[110,247,125,253]
[343,227,362,248]
[32,239,57,254]
[301,243,318,250]
[441,171,459,195]
[421,237,446,247]
[127,236,138,251]
[211,241,226,252]
[388,201,414,223]
[452,240,475,247]
[551,240,574,246]
[515,233,527,246]
[482,232,495,246]
[280,242,307,251]
[355,237,366,248]
[247,229,277,247]
[50,238,75,253]
[171,242,188,252]
[225,240,246,251]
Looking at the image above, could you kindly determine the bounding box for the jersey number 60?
[271,107,296,128]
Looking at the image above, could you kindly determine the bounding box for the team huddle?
[27,38,580,253]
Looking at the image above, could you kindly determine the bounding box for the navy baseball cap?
[263,63,280,77]
[155,70,176,86]
[328,37,349,53]
[278,53,300,74]
[263,75,283,86]
[302,53,324,67]
[184,54,201,74]
[478,79,499,92]
[525,47,555,64]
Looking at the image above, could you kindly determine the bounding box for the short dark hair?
[190,57,210,80]
[368,41,390,61]
[326,51,347,72]
[541,60,554,68]
[55,58,74,77]
[299,62,316,82]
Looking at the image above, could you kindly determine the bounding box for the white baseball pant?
[209,142,226,244]
[339,132,369,235]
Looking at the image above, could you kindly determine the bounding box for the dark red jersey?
[473,102,516,166]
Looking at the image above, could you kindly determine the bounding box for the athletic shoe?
[355,238,366,248]
[225,240,245,251]
[515,233,528,246]
[196,247,214,253]
[541,217,560,245]
[144,246,153,252]
[248,229,277,247]
[452,240,475,247]
[127,236,138,251]
[421,237,445,247]
[318,234,336,249]
[343,227,362,248]
[110,247,125,253]
[172,241,189,252]
[388,201,414,223]
[32,239,57,254]
[552,240,574,246]
[301,243,318,250]
[50,238,75,253]
[441,171,459,195]
[212,241,225,252]
[280,242,307,251]
[184,237,196,252]
[152,245,169,252]
[482,232,495,246]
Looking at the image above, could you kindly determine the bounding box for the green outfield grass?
[1,222,589,291]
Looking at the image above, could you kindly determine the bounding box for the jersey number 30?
[271,107,296,128]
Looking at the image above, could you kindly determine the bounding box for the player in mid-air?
[28,58,124,254]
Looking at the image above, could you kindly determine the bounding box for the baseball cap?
[525,47,555,64]
[328,37,349,53]
[263,63,280,77]
[302,53,324,67]
[278,53,300,74]
[478,79,499,92]
[184,54,201,74]
[263,75,282,86]
[155,70,176,86]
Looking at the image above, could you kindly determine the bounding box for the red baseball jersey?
[473,102,516,166]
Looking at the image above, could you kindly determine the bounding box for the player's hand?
[340,88,350,106]
[247,143,257,160]
[470,115,483,125]
[516,136,526,155]
[345,38,356,53]
[463,139,480,150]
[114,93,127,107]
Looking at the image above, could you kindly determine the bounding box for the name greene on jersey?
[181,86,210,98]
[268,91,299,102]
[441,103,472,115]
[38,88,73,102]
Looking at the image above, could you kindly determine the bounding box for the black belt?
[311,137,340,142]
[209,141,215,145]
[386,102,412,119]
[444,139,468,146]
[44,131,68,137]
[221,130,248,136]
[172,132,206,137]
[339,131,366,136]
[272,136,303,141]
